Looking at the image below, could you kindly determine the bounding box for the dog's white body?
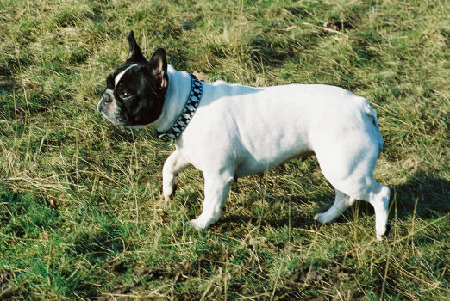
[152,66,390,240]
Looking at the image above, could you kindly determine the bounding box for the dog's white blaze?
[115,64,138,86]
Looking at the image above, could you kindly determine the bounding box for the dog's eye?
[119,89,133,100]
[117,84,130,98]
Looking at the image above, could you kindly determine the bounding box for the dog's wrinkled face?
[97,31,168,126]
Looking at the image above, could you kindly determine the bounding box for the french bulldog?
[98,31,391,240]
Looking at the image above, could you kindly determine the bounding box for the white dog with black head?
[98,31,391,240]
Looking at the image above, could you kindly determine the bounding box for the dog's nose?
[101,93,112,103]
[98,93,109,113]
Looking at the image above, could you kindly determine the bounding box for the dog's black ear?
[127,31,146,62]
[148,48,168,89]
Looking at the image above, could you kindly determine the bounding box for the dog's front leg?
[190,171,234,230]
[162,149,189,200]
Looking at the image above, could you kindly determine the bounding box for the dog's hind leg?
[316,181,390,240]
[189,170,234,230]
[315,189,355,224]
[324,177,390,241]
[361,183,391,241]
[162,149,190,200]
[313,135,390,240]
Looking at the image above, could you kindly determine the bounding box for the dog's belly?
[234,150,315,177]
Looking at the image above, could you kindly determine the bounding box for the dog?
[98,31,391,240]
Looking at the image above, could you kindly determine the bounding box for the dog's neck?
[152,65,193,133]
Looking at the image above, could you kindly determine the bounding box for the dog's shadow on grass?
[220,169,449,230]
[388,170,449,219]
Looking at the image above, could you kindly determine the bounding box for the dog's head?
[97,31,168,126]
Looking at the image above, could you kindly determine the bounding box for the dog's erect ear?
[148,48,168,89]
[127,31,146,62]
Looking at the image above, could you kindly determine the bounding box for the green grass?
[0,0,448,299]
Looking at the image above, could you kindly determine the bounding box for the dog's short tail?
[365,105,378,128]
[363,101,384,153]
[351,94,384,153]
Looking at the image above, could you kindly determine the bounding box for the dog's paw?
[314,212,332,224]
[163,183,177,201]
[163,192,173,201]
[376,222,392,241]
[189,218,209,230]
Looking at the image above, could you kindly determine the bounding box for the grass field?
[0,0,448,299]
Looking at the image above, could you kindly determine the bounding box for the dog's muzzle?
[97,89,114,113]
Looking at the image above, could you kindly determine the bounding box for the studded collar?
[155,73,203,142]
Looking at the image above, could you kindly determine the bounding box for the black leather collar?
[155,73,203,142]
